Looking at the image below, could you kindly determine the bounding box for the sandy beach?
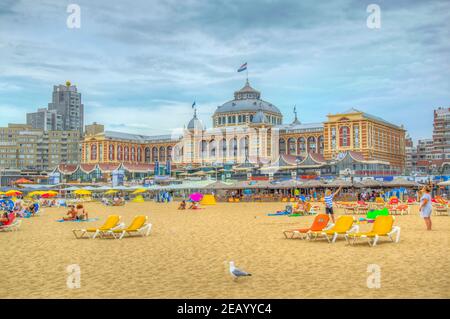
[0,201,449,298]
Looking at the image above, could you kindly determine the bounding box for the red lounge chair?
[283,214,330,239]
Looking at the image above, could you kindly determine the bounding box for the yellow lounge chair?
[345,215,401,246]
[108,215,152,240]
[309,215,357,243]
[72,215,123,239]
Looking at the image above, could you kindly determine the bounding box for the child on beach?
[178,200,186,210]
[324,186,343,223]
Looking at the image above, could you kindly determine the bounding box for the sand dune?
[0,201,449,298]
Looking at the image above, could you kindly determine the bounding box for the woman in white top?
[419,185,433,230]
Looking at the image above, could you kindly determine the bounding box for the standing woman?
[419,185,433,230]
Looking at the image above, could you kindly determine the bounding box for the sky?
[0,0,449,142]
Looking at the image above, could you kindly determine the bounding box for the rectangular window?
[353,125,359,148]
[331,127,336,149]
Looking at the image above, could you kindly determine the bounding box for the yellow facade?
[323,109,406,169]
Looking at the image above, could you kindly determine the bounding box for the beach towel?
[56,218,99,223]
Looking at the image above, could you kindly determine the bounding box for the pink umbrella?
[189,193,204,202]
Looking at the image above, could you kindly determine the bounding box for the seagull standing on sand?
[229,261,252,280]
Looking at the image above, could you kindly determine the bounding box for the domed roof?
[187,110,203,131]
[214,80,282,116]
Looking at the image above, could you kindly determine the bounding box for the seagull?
[229,261,252,280]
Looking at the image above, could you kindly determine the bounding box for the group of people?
[178,200,200,210]
[63,204,89,221]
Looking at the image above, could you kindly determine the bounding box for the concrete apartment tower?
[48,81,84,134]
[26,108,63,131]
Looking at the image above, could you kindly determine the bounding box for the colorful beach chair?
[108,215,152,239]
[283,214,330,239]
[309,215,357,243]
[345,215,401,246]
[72,215,123,239]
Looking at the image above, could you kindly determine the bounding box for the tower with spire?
[291,105,301,125]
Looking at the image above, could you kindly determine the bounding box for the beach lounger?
[108,215,152,239]
[283,214,330,239]
[72,215,123,239]
[309,215,357,243]
[345,215,401,246]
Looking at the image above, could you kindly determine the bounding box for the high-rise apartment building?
[48,81,84,134]
[432,107,450,172]
[0,124,81,171]
[405,135,417,174]
[26,108,63,131]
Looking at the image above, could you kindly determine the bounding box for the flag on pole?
[192,101,196,108]
[237,62,247,72]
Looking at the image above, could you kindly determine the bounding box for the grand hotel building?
[72,80,406,179]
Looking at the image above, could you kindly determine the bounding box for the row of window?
[87,144,173,162]
[279,136,324,154]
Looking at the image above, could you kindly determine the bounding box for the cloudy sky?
[0,0,449,142]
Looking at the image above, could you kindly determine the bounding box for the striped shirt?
[324,195,334,208]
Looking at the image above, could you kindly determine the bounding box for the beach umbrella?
[189,192,204,202]
[73,189,92,196]
[5,190,22,197]
[14,177,33,184]
[28,191,45,197]
[41,192,57,198]
[132,188,147,195]
[104,189,118,195]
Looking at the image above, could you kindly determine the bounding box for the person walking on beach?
[324,186,343,223]
[419,185,433,230]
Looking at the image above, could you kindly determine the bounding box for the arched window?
[229,138,238,157]
[239,137,249,157]
[279,138,286,154]
[199,140,207,158]
[124,146,129,161]
[109,144,115,161]
[209,140,216,158]
[131,146,135,161]
[117,145,123,161]
[297,137,306,153]
[167,146,172,161]
[152,147,158,162]
[307,137,316,152]
[288,138,296,155]
[144,147,150,163]
[339,126,350,147]
[91,144,97,161]
[219,138,227,158]
[137,147,142,162]
[159,146,166,162]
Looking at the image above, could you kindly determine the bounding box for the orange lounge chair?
[283,214,330,239]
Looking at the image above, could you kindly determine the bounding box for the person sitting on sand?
[188,201,200,210]
[178,200,186,210]
[0,211,10,225]
[12,200,24,215]
[76,204,88,220]
[63,205,78,221]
